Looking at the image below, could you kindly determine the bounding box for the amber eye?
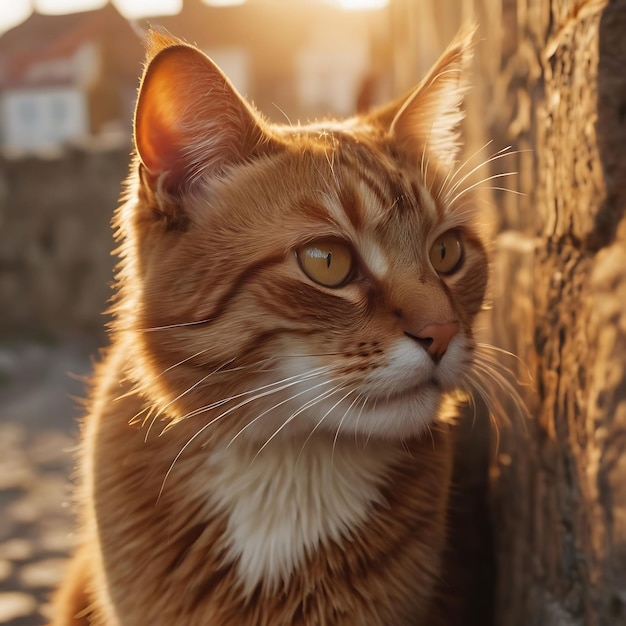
[297,240,353,287]
[429,231,463,275]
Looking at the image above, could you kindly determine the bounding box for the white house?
[0,4,143,154]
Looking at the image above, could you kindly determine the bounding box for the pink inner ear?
[134,43,265,189]
[136,97,184,178]
[134,46,204,184]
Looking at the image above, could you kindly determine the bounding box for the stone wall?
[0,148,130,339]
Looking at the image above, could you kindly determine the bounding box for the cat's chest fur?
[201,437,401,594]
[88,372,453,625]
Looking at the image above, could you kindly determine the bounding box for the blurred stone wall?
[0,148,130,340]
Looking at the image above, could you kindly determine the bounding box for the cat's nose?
[406,321,459,362]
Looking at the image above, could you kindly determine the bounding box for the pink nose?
[408,322,459,362]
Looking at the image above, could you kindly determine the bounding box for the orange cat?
[53,25,490,625]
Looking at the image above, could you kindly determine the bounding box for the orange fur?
[53,25,489,625]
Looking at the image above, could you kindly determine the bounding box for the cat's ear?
[374,23,476,170]
[135,31,270,189]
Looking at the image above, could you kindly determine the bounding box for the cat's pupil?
[326,253,332,268]
[439,242,446,260]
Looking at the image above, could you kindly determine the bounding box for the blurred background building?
[0,0,397,155]
[0,3,143,153]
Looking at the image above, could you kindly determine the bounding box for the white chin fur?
[238,335,467,443]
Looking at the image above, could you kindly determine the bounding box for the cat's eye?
[297,240,353,287]
[429,231,463,275]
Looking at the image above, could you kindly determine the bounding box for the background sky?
[1,0,205,34]
[0,0,385,35]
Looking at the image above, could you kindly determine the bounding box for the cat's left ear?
[134,30,274,190]
[374,23,476,170]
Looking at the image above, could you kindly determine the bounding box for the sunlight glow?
[203,0,247,6]
[35,0,106,14]
[0,2,31,33]
[335,0,389,9]
[0,0,388,36]
[113,0,182,19]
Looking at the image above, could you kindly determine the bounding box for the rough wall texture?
[488,0,626,624]
[0,149,128,339]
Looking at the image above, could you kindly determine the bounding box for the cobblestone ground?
[0,341,96,626]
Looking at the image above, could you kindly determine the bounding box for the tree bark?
[488,1,626,624]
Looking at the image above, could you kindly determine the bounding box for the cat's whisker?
[446,153,520,209]
[331,390,360,467]
[344,392,364,446]
[420,139,431,190]
[474,345,533,387]
[246,351,344,363]
[443,143,514,197]
[138,318,214,332]
[480,186,525,196]
[145,357,242,439]
[464,357,529,439]
[113,383,144,403]
[144,405,161,442]
[473,363,528,421]
[363,397,379,449]
[160,366,339,492]
[160,352,312,390]
[468,376,502,457]
[172,365,335,424]
[324,130,339,187]
[253,383,353,467]
[161,347,212,374]
[475,342,520,360]
[159,357,239,418]
[463,373,502,438]
[353,394,369,447]
[127,404,150,426]
[440,199,486,225]
[438,139,495,200]
[295,385,356,466]
[227,377,346,449]
[436,170,452,202]
[448,171,518,208]
[272,102,293,126]
[444,149,519,203]
[158,407,233,502]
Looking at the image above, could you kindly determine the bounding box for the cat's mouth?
[377,378,441,404]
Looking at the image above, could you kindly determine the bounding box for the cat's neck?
[194,434,406,595]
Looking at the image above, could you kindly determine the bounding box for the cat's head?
[116,26,488,444]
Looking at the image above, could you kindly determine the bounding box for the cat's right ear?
[369,23,476,171]
[135,31,271,190]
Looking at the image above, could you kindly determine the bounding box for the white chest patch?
[203,437,399,595]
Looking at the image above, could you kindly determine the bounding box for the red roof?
[0,3,143,89]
